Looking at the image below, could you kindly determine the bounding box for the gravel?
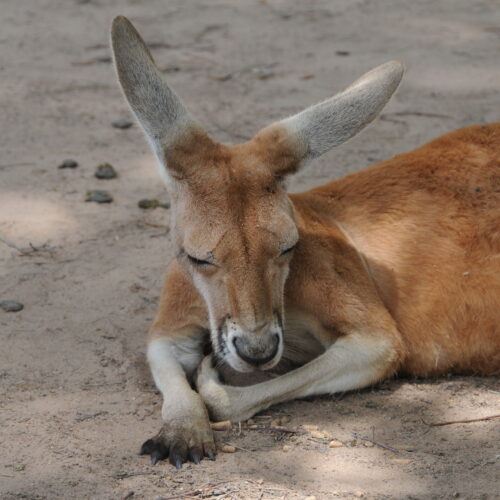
[58,159,78,169]
[95,163,117,179]
[85,190,113,203]
[0,300,24,312]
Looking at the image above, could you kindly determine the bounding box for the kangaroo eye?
[280,243,297,256]
[187,254,212,266]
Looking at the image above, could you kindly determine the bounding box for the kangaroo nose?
[233,334,280,366]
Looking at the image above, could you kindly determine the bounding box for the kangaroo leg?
[196,331,400,422]
[141,334,216,468]
[139,261,214,468]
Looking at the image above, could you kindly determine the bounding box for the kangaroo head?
[111,16,403,373]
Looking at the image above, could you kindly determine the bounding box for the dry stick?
[0,236,55,256]
[392,111,452,119]
[421,414,500,427]
[247,426,306,435]
[351,432,399,454]
[115,471,156,480]
[0,162,35,170]
[157,481,231,500]
[76,411,108,422]
[0,235,30,255]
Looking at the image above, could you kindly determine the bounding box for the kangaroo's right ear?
[111,16,209,184]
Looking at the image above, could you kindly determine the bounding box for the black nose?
[233,334,280,366]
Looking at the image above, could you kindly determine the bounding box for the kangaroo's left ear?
[254,61,404,175]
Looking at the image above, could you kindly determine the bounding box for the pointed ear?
[110,16,210,183]
[254,61,404,176]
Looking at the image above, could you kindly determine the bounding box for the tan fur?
[152,125,500,378]
[110,16,499,467]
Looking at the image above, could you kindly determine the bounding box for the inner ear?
[252,124,304,179]
[164,127,220,181]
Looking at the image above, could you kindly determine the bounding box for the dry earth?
[1,1,499,499]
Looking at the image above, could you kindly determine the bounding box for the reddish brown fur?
[151,123,500,378]
[290,124,500,376]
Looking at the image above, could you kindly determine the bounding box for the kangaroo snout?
[232,333,280,366]
[222,316,283,372]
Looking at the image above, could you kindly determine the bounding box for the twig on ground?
[0,162,35,170]
[76,411,108,422]
[391,111,452,119]
[247,426,306,435]
[0,236,55,256]
[156,481,232,500]
[115,471,156,480]
[0,236,30,255]
[140,221,168,229]
[351,432,399,454]
[421,414,500,427]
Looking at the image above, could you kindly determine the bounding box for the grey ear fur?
[280,61,404,163]
[110,16,202,182]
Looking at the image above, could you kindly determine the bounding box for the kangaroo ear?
[110,16,209,183]
[255,61,404,176]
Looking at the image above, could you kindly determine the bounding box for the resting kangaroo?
[111,16,500,468]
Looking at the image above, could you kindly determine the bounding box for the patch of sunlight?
[0,191,77,243]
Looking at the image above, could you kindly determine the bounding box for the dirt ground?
[1,0,499,499]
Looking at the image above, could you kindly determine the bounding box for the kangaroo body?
[111,16,499,468]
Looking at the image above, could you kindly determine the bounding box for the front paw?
[196,356,245,422]
[140,394,215,468]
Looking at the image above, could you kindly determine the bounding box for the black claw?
[150,451,162,466]
[206,451,216,461]
[169,442,188,469]
[189,446,203,465]
[140,437,168,465]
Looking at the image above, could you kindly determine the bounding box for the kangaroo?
[111,16,500,468]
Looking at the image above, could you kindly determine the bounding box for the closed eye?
[280,243,298,256]
[187,254,213,266]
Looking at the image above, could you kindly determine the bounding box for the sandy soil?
[1,1,499,499]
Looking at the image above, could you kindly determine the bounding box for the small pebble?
[95,163,117,179]
[282,445,291,452]
[210,420,231,431]
[220,445,236,453]
[0,300,24,312]
[354,491,365,498]
[303,424,318,432]
[138,199,170,209]
[58,159,78,169]
[328,440,343,448]
[363,441,375,448]
[391,458,412,465]
[112,119,133,129]
[85,190,113,203]
[310,430,330,439]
